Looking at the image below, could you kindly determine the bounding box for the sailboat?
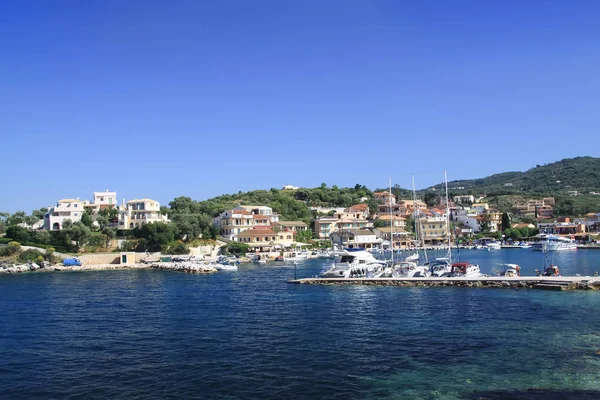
[391,175,431,278]
[429,171,454,277]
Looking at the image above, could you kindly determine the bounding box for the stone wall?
[77,253,120,265]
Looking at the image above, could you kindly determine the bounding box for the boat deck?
[288,276,600,290]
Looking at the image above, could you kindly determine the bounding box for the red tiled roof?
[347,204,369,212]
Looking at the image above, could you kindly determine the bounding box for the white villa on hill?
[44,199,84,230]
[118,198,169,229]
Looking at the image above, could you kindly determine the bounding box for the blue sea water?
[1,249,600,399]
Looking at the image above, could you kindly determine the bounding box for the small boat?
[494,263,521,277]
[518,242,532,249]
[449,262,482,277]
[215,262,238,271]
[486,242,501,250]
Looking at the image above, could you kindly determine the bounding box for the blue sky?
[2,1,599,213]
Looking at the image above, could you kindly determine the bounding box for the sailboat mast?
[412,174,423,262]
[444,170,452,263]
[389,177,394,264]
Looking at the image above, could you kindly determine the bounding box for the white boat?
[486,242,502,250]
[391,261,430,277]
[215,261,238,271]
[495,263,521,277]
[449,262,483,277]
[427,258,453,277]
[320,249,387,278]
[285,251,311,261]
[518,242,532,249]
[531,234,577,251]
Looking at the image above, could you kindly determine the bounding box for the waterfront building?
[118,198,169,230]
[373,227,412,249]
[331,229,380,249]
[215,209,255,240]
[237,227,281,252]
[44,199,84,230]
[419,216,448,244]
[538,218,586,237]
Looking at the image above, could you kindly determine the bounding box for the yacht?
[531,234,577,251]
[449,262,482,277]
[320,249,387,278]
[285,251,311,261]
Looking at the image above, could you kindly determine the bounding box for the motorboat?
[537,264,561,276]
[449,262,482,277]
[495,263,521,277]
[320,249,387,278]
[486,242,501,250]
[285,251,311,262]
[518,242,532,249]
[531,234,577,251]
[215,261,238,271]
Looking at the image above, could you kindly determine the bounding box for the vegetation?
[222,242,249,255]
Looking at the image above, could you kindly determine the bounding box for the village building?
[43,198,85,231]
[118,198,169,229]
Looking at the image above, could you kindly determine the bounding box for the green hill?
[424,157,600,216]
[428,156,600,196]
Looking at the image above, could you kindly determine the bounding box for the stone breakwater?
[289,276,600,291]
[150,262,217,274]
[0,262,217,275]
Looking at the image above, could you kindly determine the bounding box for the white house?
[118,198,169,229]
[44,199,84,230]
[331,229,380,249]
[234,205,280,223]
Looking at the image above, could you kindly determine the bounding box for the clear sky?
[2,1,599,213]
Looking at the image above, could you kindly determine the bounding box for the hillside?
[427,156,600,196]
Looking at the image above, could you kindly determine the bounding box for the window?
[74,204,78,208]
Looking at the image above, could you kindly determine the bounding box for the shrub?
[166,241,190,255]
[19,249,44,262]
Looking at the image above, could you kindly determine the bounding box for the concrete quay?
[288,276,600,291]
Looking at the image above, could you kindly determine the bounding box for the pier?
[288,276,600,290]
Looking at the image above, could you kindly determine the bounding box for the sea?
[1,249,600,399]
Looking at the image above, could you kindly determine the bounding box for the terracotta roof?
[253,214,269,219]
[378,215,406,220]
[347,204,369,212]
[237,228,277,238]
[230,209,250,215]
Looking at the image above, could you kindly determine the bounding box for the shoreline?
[0,262,218,275]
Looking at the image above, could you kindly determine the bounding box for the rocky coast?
[0,261,218,275]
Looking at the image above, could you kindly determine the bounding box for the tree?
[223,242,249,255]
[373,219,386,228]
[423,192,440,207]
[479,214,491,233]
[63,222,92,252]
[501,212,511,232]
[296,229,314,244]
[81,210,94,228]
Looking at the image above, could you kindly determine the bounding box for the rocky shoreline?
[0,261,217,275]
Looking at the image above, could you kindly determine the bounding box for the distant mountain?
[427,157,600,197]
